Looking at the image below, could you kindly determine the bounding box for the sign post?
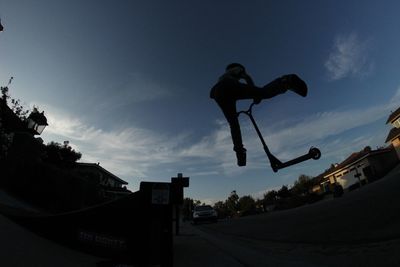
[171,173,189,235]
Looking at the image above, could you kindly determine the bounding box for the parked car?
[192,205,217,224]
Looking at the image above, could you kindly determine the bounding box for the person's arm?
[242,73,255,86]
[242,73,261,104]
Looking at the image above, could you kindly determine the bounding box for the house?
[385,106,400,159]
[311,107,400,194]
[319,146,398,191]
[73,162,131,199]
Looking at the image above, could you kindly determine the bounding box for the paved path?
[0,190,40,212]
[174,164,400,266]
[0,189,104,267]
[174,221,400,267]
[0,213,102,267]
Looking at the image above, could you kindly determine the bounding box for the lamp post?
[26,109,48,135]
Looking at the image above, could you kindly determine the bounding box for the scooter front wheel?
[309,147,321,160]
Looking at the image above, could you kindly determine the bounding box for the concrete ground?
[0,212,103,267]
[174,220,400,267]
[174,164,400,267]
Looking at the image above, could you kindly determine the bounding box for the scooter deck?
[267,148,321,172]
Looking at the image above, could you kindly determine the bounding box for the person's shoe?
[235,149,247,167]
[282,74,308,97]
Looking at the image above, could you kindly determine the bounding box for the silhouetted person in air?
[210,63,307,167]
[0,19,3,32]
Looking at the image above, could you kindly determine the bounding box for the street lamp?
[26,109,48,135]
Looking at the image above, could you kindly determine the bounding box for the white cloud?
[263,103,392,155]
[325,33,373,81]
[115,73,171,102]
[36,86,399,192]
[93,73,172,112]
[390,86,400,105]
[39,103,190,183]
[182,88,399,173]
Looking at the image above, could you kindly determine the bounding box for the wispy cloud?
[37,86,399,193]
[263,104,391,154]
[115,73,171,103]
[182,87,399,173]
[178,120,251,176]
[93,72,172,112]
[325,33,373,81]
[390,86,400,105]
[40,103,190,183]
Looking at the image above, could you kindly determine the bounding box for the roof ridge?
[386,106,400,124]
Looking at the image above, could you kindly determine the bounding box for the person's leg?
[261,74,307,98]
[213,82,247,166]
[218,100,247,166]
[230,74,308,101]
[227,117,246,166]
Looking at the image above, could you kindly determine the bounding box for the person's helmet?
[225,63,246,78]
[226,63,245,72]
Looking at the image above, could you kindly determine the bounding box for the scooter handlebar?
[237,101,258,116]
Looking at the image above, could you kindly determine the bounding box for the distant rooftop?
[322,146,392,178]
[75,162,128,185]
[386,106,400,124]
[385,127,400,143]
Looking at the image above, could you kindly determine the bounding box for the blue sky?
[1,1,400,203]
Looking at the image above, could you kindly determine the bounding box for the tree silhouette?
[213,201,228,219]
[44,141,82,165]
[277,185,291,199]
[292,174,313,195]
[225,190,239,216]
[263,190,278,205]
[238,195,256,216]
[1,78,30,120]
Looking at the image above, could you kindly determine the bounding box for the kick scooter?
[237,101,321,172]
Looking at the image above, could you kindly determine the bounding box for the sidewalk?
[174,223,244,267]
[0,189,41,212]
[0,213,101,267]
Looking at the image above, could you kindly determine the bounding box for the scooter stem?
[238,103,282,172]
[237,101,321,172]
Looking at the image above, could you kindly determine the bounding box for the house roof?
[386,106,400,124]
[322,146,392,178]
[385,127,400,143]
[75,163,128,185]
